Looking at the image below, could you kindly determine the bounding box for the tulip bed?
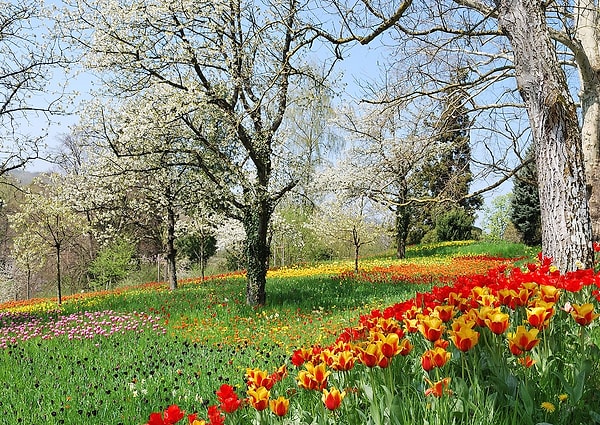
[1,241,599,424]
[145,254,600,425]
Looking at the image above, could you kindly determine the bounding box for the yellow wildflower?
[541,402,555,413]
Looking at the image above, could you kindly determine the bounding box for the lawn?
[1,241,598,424]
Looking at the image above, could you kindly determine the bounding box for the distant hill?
[6,170,43,185]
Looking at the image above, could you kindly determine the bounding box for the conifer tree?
[510,145,542,246]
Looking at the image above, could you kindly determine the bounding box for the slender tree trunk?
[352,225,360,273]
[395,179,410,259]
[56,244,62,305]
[166,201,178,290]
[200,236,206,282]
[575,0,600,241]
[496,0,594,271]
[26,266,31,300]
[243,199,272,306]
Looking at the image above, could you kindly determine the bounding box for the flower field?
[1,241,598,424]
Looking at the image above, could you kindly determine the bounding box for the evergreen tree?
[510,145,542,246]
[415,69,483,241]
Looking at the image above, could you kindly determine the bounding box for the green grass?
[0,241,537,424]
[0,277,425,424]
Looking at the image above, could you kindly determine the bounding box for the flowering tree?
[61,0,337,305]
[9,184,88,304]
[334,99,441,258]
[307,195,391,272]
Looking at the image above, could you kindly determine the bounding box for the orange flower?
[570,303,600,326]
[421,347,451,371]
[497,288,513,307]
[434,305,456,322]
[511,287,533,308]
[358,342,388,368]
[507,325,540,355]
[424,377,452,397]
[269,396,290,417]
[539,285,560,303]
[418,315,445,341]
[247,386,270,411]
[449,325,480,352]
[246,368,275,390]
[322,387,346,410]
[473,306,493,327]
[297,362,330,391]
[526,304,553,329]
[398,338,413,356]
[329,349,355,371]
[518,355,536,368]
[484,309,510,334]
[403,318,419,333]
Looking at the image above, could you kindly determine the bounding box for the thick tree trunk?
[496,0,594,271]
[575,0,600,241]
[243,199,272,306]
[166,201,178,290]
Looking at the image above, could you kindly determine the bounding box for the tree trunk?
[243,199,272,306]
[575,0,600,241]
[395,179,410,259]
[352,225,360,273]
[496,0,594,271]
[166,201,178,290]
[56,244,62,305]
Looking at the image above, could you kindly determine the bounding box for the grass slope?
[0,241,533,424]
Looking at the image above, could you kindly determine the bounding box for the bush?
[435,207,475,241]
[88,240,135,290]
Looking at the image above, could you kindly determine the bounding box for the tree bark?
[575,0,600,241]
[496,0,594,271]
[243,198,272,306]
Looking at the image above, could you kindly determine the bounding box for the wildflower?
[541,401,556,413]
[269,396,290,417]
[322,387,346,410]
[558,394,568,402]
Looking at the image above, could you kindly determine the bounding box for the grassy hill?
[8,241,593,425]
